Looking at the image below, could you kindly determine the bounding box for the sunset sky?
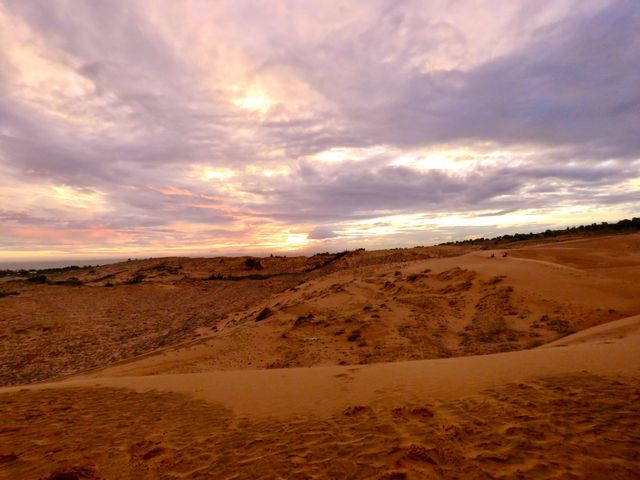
[1,0,639,263]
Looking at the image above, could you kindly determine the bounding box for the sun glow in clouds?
[390,147,524,174]
[230,84,274,114]
[194,167,236,181]
[310,146,388,164]
[50,185,101,204]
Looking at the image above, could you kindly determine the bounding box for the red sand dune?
[1,234,639,479]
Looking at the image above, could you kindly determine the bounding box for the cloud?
[279,0,640,157]
[0,0,638,259]
[308,226,338,240]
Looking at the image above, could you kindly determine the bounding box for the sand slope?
[93,235,640,377]
[1,234,639,479]
[0,247,463,386]
[1,315,639,479]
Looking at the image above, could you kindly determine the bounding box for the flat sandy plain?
[1,234,639,479]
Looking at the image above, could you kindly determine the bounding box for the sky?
[1,0,639,262]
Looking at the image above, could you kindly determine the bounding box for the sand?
[2,317,639,479]
[0,247,464,386]
[88,235,640,378]
[1,234,639,479]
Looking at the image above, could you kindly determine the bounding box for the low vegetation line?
[442,217,640,246]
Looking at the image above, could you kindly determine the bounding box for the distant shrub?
[485,275,505,285]
[27,275,47,284]
[526,339,546,349]
[441,217,640,246]
[0,270,18,278]
[347,330,361,342]
[305,250,351,272]
[245,258,264,270]
[547,318,573,334]
[255,307,273,322]
[50,277,83,286]
[125,273,145,284]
